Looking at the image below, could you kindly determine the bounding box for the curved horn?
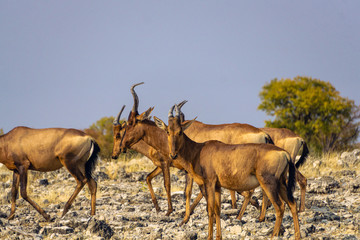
[174,104,181,118]
[168,105,175,118]
[113,105,126,125]
[177,100,187,110]
[177,100,187,122]
[131,82,144,113]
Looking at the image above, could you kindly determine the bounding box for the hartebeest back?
[154,105,300,240]
[0,127,99,220]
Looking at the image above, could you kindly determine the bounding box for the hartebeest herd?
[0,82,310,239]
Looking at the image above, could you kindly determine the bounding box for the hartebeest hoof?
[42,213,51,221]
[165,209,173,216]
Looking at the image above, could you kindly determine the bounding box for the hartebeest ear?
[181,117,197,131]
[136,107,154,121]
[153,116,167,131]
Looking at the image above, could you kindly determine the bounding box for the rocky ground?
[0,150,360,240]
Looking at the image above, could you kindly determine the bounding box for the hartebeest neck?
[137,120,170,156]
[175,133,204,171]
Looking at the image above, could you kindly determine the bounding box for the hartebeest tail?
[85,141,100,180]
[287,160,296,203]
[295,141,309,168]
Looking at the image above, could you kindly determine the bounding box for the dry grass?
[299,151,360,178]
[102,156,156,180]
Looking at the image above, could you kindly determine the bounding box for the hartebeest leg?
[205,182,216,240]
[62,179,86,217]
[86,177,97,216]
[146,167,163,212]
[230,190,237,209]
[18,165,50,221]
[278,182,301,240]
[181,173,206,225]
[257,175,285,238]
[181,174,194,226]
[61,165,87,218]
[236,190,253,221]
[215,187,222,240]
[160,160,173,216]
[8,171,20,220]
[295,169,307,212]
[259,190,269,222]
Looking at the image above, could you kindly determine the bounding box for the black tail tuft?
[295,142,309,168]
[85,141,100,180]
[287,160,296,203]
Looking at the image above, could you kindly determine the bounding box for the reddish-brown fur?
[112,82,178,216]
[112,84,265,218]
[181,115,273,223]
[154,108,300,240]
[0,127,99,220]
[112,90,269,223]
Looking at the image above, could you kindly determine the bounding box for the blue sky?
[1,1,359,134]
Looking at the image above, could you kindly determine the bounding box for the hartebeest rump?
[261,127,309,212]
[0,127,99,220]
[154,105,300,240]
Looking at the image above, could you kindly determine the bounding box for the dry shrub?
[0,164,12,182]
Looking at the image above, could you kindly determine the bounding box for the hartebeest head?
[112,106,154,159]
[112,105,126,159]
[154,104,196,160]
[117,107,154,150]
[112,82,145,159]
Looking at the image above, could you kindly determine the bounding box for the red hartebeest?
[0,127,99,220]
[177,102,271,222]
[112,82,179,216]
[261,127,309,212]
[112,84,272,223]
[154,105,300,240]
[115,105,278,228]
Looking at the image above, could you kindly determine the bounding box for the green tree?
[84,117,142,160]
[258,76,360,153]
[0,128,4,136]
[84,116,115,159]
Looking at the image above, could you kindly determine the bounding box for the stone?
[39,179,49,186]
[87,217,114,240]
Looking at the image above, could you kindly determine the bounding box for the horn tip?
[131,82,145,88]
